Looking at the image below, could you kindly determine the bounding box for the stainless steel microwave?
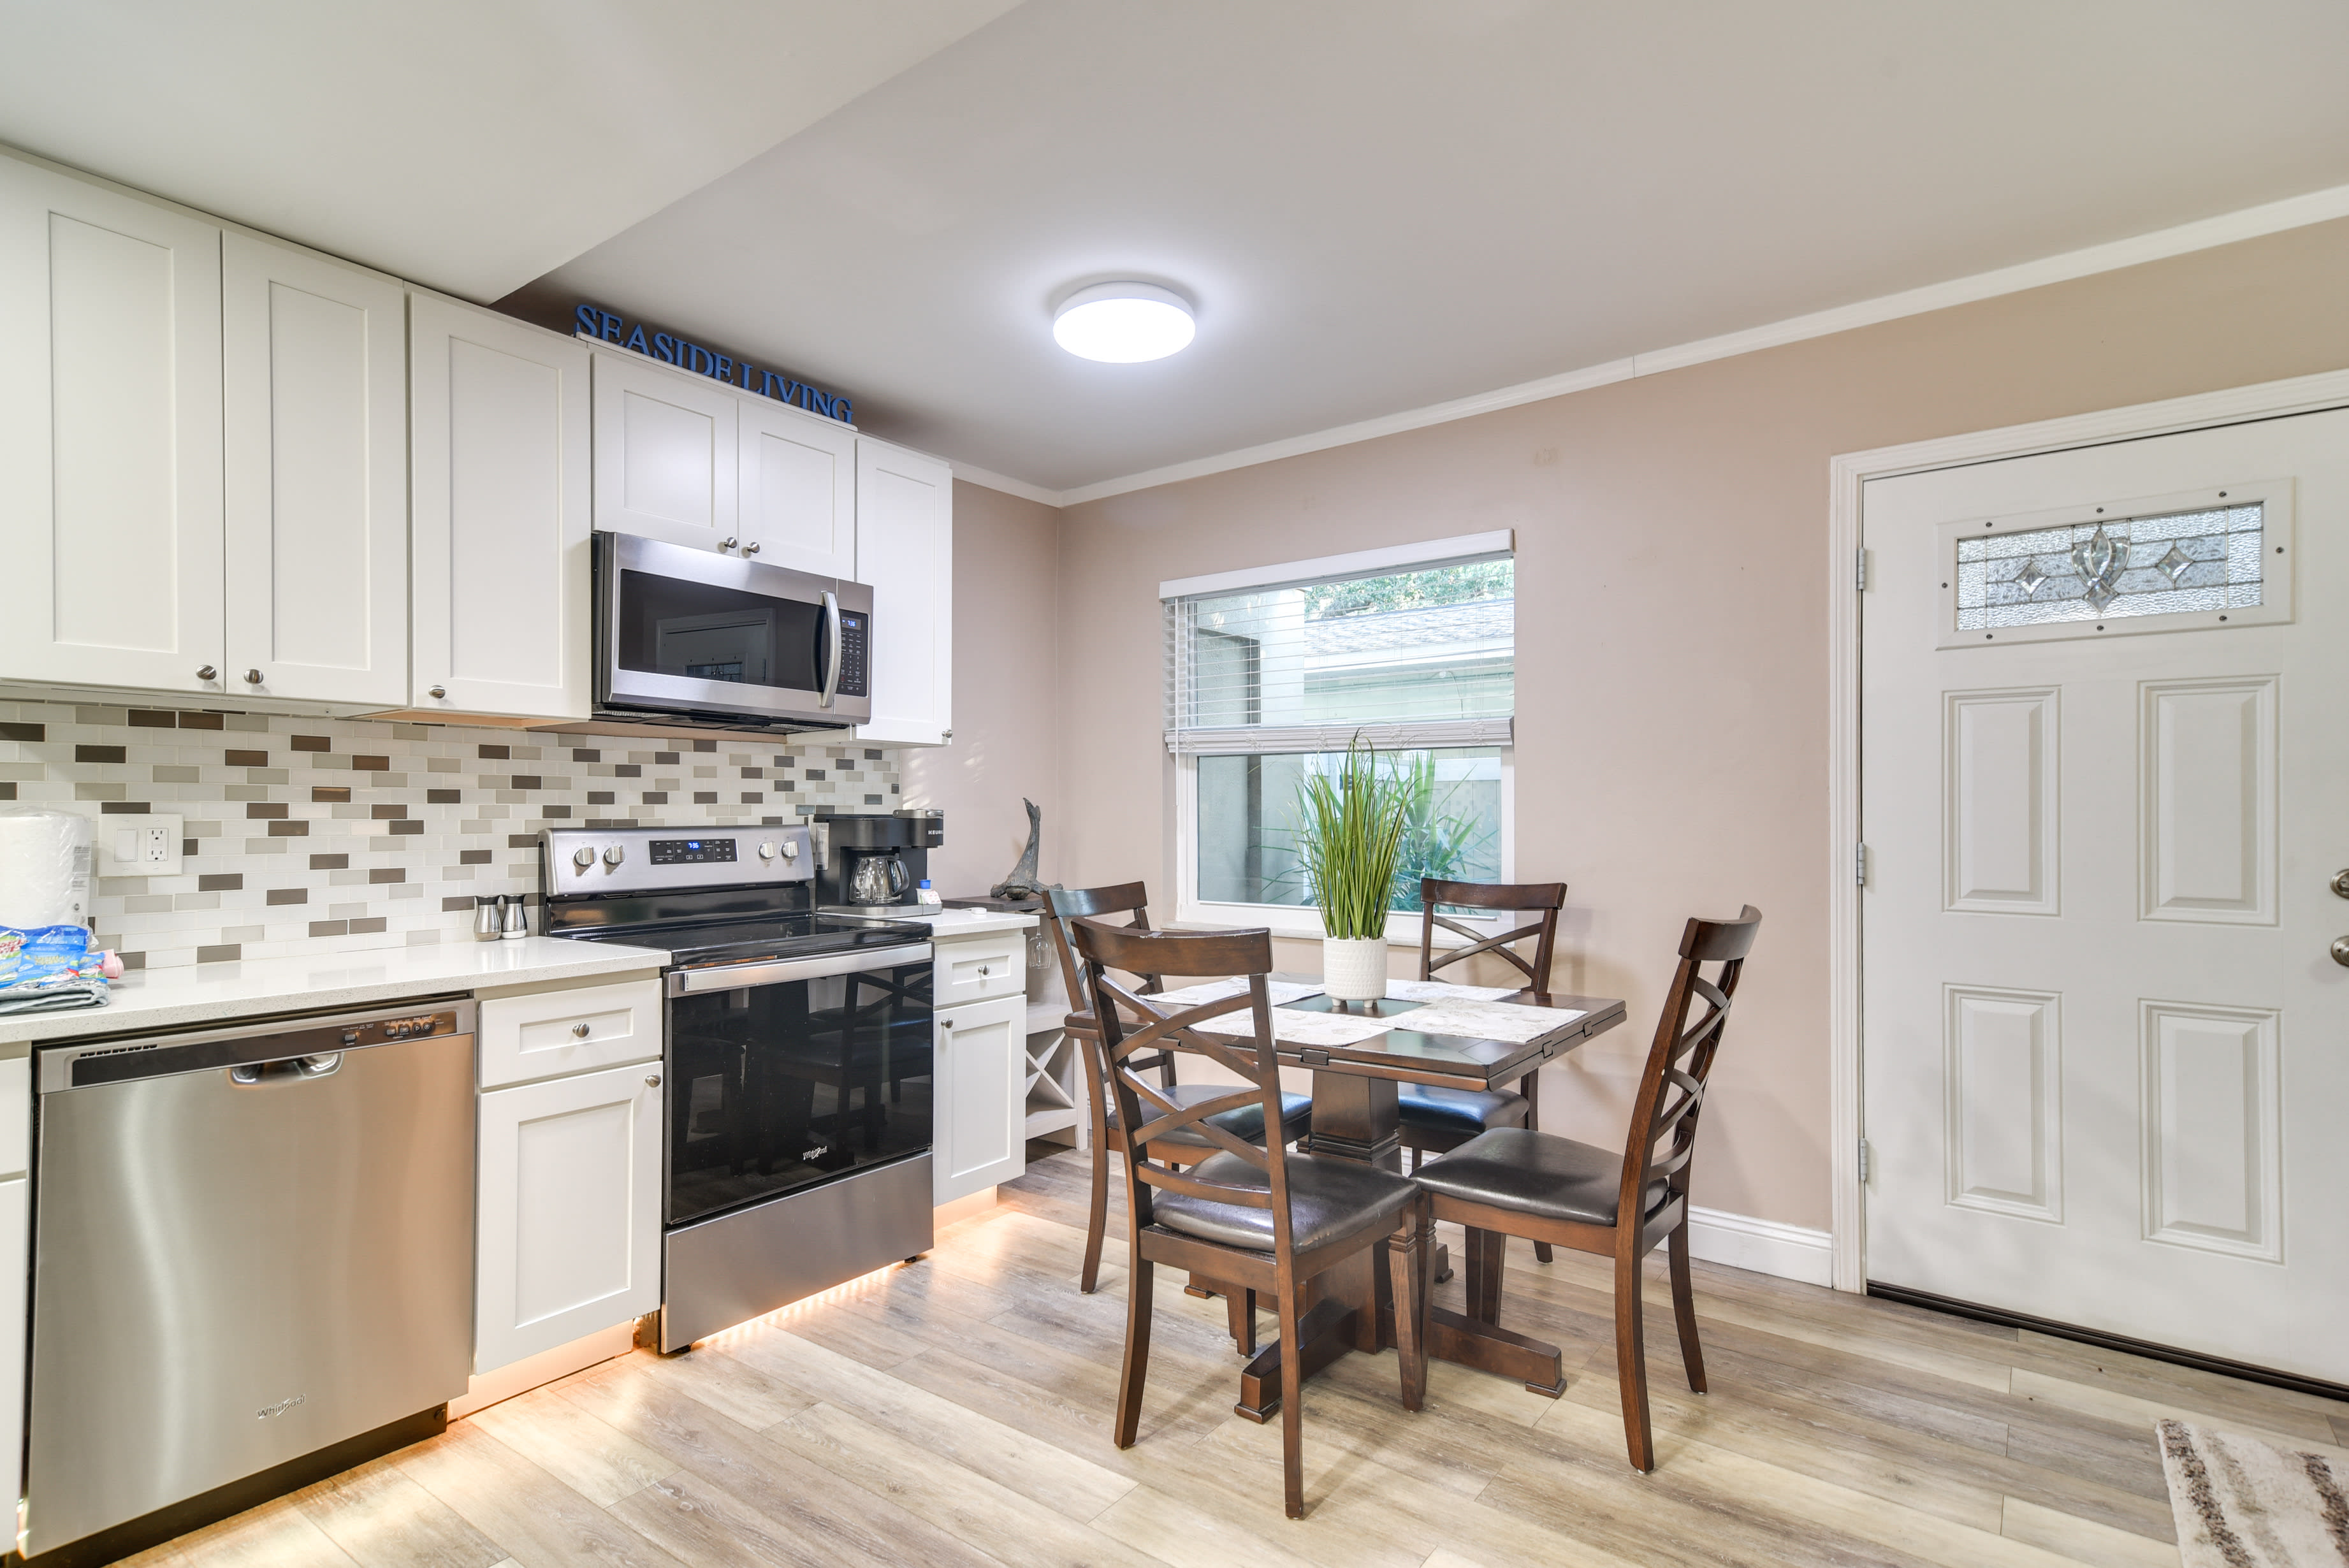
[594,532,873,731]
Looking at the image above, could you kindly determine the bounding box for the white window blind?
[1163,539,1515,755]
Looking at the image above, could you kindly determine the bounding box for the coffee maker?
[814,809,944,913]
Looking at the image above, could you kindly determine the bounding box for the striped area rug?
[2158,1418,2349,1565]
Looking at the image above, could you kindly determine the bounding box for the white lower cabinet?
[933,991,1026,1204]
[475,1058,662,1375]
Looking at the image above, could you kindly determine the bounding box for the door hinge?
[1855,843,1868,887]
[1855,547,1867,592]
[1857,1137,1872,1184]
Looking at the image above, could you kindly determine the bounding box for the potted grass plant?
[1294,738,1410,1001]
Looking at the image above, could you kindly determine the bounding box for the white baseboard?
[1685,1205,1834,1288]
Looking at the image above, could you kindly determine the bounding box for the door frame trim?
[1828,363,2349,1292]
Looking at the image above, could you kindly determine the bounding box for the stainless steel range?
[539,825,935,1351]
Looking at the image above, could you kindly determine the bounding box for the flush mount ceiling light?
[1052,281,1195,363]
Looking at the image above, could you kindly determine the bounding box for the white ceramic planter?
[1321,935,1389,1001]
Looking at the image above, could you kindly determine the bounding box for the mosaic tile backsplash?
[0,697,901,971]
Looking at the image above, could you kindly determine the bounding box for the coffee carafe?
[844,848,910,906]
[814,809,943,911]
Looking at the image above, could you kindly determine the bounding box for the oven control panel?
[542,825,812,894]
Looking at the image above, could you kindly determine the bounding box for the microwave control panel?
[837,610,868,698]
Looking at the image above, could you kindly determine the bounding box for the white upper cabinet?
[223,233,408,706]
[0,154,225,694]
[739,396,857,579]
[854,439,954,746]
[410,292,592,721]
[591,351,738,549]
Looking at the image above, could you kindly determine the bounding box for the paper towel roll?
[0,808,93,928]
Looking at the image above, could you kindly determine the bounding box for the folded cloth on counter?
[0,980,108,1016]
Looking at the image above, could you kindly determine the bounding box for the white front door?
[1861,407,2349,1386]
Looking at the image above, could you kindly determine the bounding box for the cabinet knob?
[243,669,263,685]
[429,685,446,699]
[196,665,218,681]
[719,536,739,551]
[571,1022,591,1038]
[646,1073,661,1087]
[743,540,760,556]
[940,1018,954,1028]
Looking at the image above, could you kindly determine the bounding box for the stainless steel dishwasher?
[25,1001,477,1562]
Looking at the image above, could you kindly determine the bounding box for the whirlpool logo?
[256,1393,305,1421]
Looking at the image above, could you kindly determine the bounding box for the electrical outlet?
[109,813,184,877]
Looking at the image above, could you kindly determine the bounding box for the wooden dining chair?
[1072,918,1430,1518]
[1042,883,1311,1294]
[1409,905,1760,1472]
[1402,878,1567,1258]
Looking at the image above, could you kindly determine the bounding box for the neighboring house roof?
[1305,599,1514,657]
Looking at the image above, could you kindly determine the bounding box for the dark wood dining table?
[1189,982,1627,1422]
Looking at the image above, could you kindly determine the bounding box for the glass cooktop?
[560,912,930,970]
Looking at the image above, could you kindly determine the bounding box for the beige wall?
[899,481,1065,899]
[1035,216,2349,1233]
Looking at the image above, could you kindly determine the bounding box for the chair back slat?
[1616,906,1761,1227]
[1073,919,1298,1243]
[1418,878,1567,1004]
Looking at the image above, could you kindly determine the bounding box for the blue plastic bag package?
[0,924,101,991]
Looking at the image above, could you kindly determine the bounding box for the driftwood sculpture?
[990,798,1049,901]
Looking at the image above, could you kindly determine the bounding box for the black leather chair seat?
[1411,1128,1668,1227]
[1149,1151,1420,1254]
[1397,1083,1528,1138]
[1108,1084,1312,1149]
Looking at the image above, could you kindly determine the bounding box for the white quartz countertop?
[908,908,1040,937]
[0,936,669,1049]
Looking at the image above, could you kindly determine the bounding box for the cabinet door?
[475,1061,662,1374]
[592,351,738,549]
[0,154,224,693]
[739,398,857,578]
[223,233,407,704]
[854,439,954,746]
[410,291,592,720]
[934,992,1026,1203]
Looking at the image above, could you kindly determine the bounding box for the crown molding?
[947,461,1063,508]
[949,178,2349,511]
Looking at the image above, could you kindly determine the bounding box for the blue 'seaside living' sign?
[574,304,852,424]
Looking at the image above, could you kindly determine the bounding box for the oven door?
[664,943,931,1228]
[597,532,873,727]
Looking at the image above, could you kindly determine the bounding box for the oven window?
[665,957,933,1226]
[616,569,826,690]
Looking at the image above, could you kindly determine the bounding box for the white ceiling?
[8,3,2349,495]
[527,0,2349,492]
[0,0,1022,300]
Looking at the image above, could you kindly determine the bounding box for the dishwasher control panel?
[39,999,474,1093]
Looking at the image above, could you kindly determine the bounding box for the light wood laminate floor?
[127,1149,2349,1567]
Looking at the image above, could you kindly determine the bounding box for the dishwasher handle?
[227,1052,346,1086]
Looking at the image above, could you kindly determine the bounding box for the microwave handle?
[818,590,841,710]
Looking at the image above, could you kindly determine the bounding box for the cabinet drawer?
[934,934,1024,1010]
[0,1058,25,1179]
[478,978,662,1088]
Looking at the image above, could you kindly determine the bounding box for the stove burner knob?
[757,841,778,860]
[602,844,625,867]
[572,846,597,869]
[781,840,799,860]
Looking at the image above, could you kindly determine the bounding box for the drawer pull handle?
[572,1022,592,1038]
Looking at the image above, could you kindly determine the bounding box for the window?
[1954,501,2265,630]
[1165,533,1515,935]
